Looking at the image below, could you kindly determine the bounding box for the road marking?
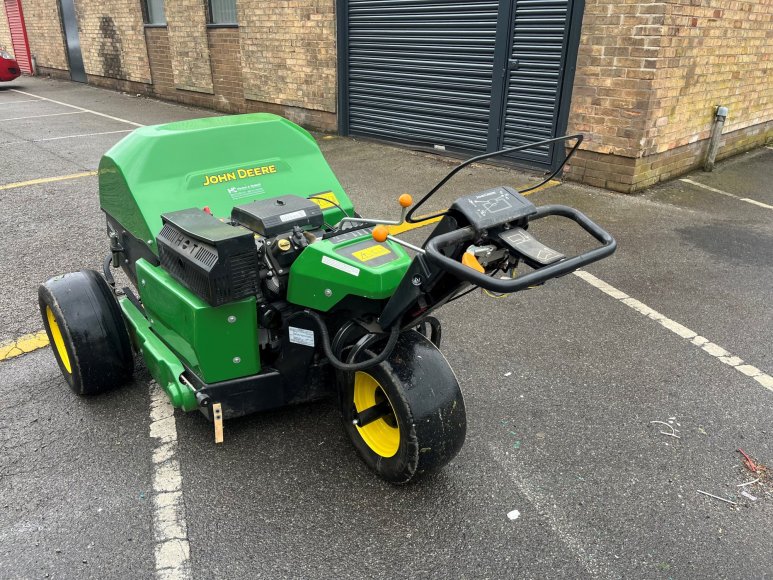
[574,270,773,393]
[387,180,556,235]
[388,214,442,235]
[11,88,145,127]
[520,179,561,194]
[0,129,133,147]
[0,170,97,191]
[680,178,773,210]
[149,384,191,580]
[0,110,87,122]
[0,98,44,104]
[0,331,49,361]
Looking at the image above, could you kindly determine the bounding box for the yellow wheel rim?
[46,306,72,374]
[353,371,400,458]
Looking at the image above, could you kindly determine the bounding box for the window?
[208,0,237,25]
[143,0,166,25]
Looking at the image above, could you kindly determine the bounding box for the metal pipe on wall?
[703,105,728,172]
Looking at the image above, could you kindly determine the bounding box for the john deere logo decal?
[202,164,278,186]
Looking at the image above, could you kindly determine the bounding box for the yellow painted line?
[388,214,443,235]
[386,180,561,235]
[0,170,97,191]
[0,331,49,362]
[521,179,561,194]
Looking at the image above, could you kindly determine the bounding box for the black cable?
[307,195,350,220]
[405,134,584,223]
[287,310,400,371]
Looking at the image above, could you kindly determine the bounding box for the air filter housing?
[156,209,258,306]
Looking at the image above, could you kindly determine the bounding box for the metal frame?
[337,0,586,173]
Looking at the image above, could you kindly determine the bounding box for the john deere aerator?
[39,114,615,483]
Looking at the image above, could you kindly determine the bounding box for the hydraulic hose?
[287,310,400,371]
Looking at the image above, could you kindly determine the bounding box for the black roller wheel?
[38,269,133,395]
[341,330,466,483]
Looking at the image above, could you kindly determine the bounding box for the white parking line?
[149,384,191,580]
[0,111,87,122]
[0,129,133,147]
[0,98,44,104]
[11,88,145,127]
[680,178,773,210]
[574,270,773,393]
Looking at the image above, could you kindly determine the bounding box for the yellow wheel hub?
[46,306,72,374]
[353,371,400,458]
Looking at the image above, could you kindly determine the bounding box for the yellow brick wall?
[74,0,150,83]
[165,0,213,93]
[645,0,773,155]
[19,0,68,70]
[568,1,665,157]
[0,3,13,57]
[238,0,337,112]
[570,0,773,159]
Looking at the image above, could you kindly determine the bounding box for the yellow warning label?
[308,191,340,210]
[352,245,391,262]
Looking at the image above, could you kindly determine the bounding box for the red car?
[0,50,21,82]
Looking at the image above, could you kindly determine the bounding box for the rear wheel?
[38,270,133,395]
[341,330,466,483]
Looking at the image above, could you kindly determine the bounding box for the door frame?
[57,0,86,82]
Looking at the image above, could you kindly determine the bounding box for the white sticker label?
[288,326,315,347]
[280,210,306,223]
[321,255,360,277]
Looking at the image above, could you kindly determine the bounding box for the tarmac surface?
[1,77,771,579]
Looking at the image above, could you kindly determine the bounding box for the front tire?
[341,330,466,483]
[38,270,133,395]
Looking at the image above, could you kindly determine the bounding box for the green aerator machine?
[39,114,615,483]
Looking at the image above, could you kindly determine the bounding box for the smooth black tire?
[38,269,133,395]
[341,330,466,483]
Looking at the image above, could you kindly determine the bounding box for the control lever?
[337,193,414,229]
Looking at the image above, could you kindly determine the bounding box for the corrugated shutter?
[501,0,571,166]
[4,0,31,73]
[346,0,499,152]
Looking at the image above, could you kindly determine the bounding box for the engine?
[157,195,325,308]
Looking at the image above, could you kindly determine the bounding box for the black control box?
[450,186,537,231]
[157,208,258,306]
[232,195,323,237]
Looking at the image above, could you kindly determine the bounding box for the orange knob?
[398,193,413,208]
[372,225,389,243]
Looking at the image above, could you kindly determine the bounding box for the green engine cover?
[99,113,354,252]
[135,258,260,384]
[287,232,411,311]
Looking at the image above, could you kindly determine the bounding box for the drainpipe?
[703,105,728,172]
[31,55,38,76]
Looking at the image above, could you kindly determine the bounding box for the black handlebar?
[423,205,616,293]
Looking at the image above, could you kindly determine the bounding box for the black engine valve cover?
[231,195,323,237]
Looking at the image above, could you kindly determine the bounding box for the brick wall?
[238,0,337,112]
[74,1,150,83]
[0,3,13,57]
[165,0,213,93]
[646,1,772,155]
[567,0,773,192]
[19,0,68,71]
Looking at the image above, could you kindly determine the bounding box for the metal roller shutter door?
[501,0,572,166]
[345,0,499,153]
[4,0,31,73]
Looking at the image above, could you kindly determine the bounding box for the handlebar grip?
[423,205,616,293]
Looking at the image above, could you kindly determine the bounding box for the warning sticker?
[288,326,315,347]
[352,245,391,262]
[321,255,360,277]
[308,191,340,210]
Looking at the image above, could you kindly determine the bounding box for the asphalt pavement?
[1,77,771,580]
